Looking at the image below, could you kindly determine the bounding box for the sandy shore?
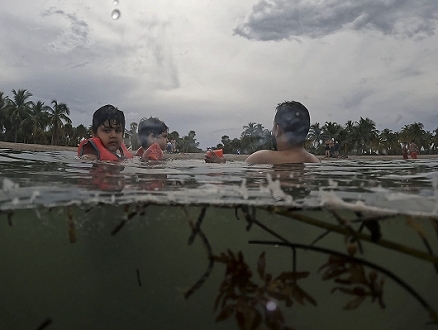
[0,141,435,161]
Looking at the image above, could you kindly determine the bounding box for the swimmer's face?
[154,130,169,150]
[140,129,169,150]
[95,119,123,152]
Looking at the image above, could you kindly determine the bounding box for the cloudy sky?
[1,0,437,148]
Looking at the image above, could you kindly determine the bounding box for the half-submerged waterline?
[1,149,438,329]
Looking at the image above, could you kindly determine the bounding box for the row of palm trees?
[2,88,437,155]
[307,118,438,155]
[217,122,272,155]
[216,118,438,156]
[0,89,83,146]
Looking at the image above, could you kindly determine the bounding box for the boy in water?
[205,101,320,164]
[78,104,132,161]
[135,117,169,161]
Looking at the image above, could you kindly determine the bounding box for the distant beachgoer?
[205,101,320,164]
[171,139,177,153]
[401,142,409,160]
[324,139,331,158]
[409,140,419,159]
[166,141,172,153]
[333,141,340,158]
[135,117,169,161]
[77,104,133,161]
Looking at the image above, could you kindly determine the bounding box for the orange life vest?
[135,142,164,160]
[77,137,132,161]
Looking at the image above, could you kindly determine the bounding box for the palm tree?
[338,120,358,156]
[322,121,343,142]
[47,100,72,145]
[20,101,50,143]
[422,130,433,154]
[308,122,324,151]
[241,122,270,154]
[242,122,258,137]
[355,117,379,154]
[5,89,33,142]
[431,127,438,154]
[0,92,11,138]
[379,128,400,155]
[241,122,257,153]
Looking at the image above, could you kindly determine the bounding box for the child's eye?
[115,129,122,133]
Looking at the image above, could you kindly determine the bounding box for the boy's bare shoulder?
[306,154,321,163]
[245,150,275,164]
[246,149,320,164]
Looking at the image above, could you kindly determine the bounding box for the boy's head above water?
[92,104,126,134]
[274,101,310,146]
[137,117,169,149]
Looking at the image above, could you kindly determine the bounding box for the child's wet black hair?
[92,104,125,133]
[274,101,310,145]
[137,117,168,148]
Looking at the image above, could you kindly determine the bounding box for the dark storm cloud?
[234,0,438,41]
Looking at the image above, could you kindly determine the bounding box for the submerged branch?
[183,207,214,299]
[111,204,147,236]
[35,318,53,330]
[249,240,438,324]
[67,206,76,243]
[188,206,207,245]
[263,207,438,265]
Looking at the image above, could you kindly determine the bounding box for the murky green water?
[1,149,438,329]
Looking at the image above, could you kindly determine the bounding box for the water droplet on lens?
[113,0,119,5]
[111,9,121,20]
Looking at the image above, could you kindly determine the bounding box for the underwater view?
[1,148,438,329]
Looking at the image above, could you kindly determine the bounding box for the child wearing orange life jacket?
[135,117,169,161]
[78,104,133,161]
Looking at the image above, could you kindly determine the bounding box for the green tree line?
[214,118,438,156]
[2,88,437,155]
